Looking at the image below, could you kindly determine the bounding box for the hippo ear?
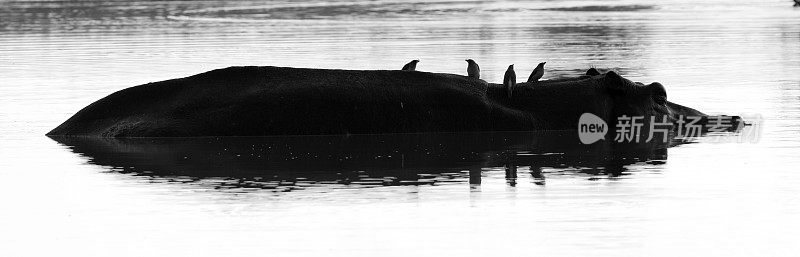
[586,68,601,76]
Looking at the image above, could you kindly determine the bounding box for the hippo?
[46,66,737,137]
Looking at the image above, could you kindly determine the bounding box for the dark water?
[2,0,800,256]
[51,132,672,190]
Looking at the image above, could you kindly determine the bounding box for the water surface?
[1,0,800,256]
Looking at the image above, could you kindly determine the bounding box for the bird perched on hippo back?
[504,64,516,98]
[465,59,480,79]
[402,60,419,71]
[527,62,546,82]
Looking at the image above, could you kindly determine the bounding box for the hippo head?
[593,69,741,138]
[506,68,729,136]
[603,70,671,121]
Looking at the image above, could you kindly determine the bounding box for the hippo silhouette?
[47,66,738,137]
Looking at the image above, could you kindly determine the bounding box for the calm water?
[2,0,800,256]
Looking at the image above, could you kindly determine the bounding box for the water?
[1,0,800,256]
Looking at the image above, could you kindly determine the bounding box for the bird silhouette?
[527,62,546,82]
[465,59,480,79]
[504,64,516,99]
[402,60,419,71]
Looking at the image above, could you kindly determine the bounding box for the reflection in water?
[51,131,683,193]
[539,5,655,12]
[3,0,800,255]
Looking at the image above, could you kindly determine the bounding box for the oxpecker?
[527,62,546,82]
[402,60,419,71]
[504,64,516,99]
[465,59,480,79]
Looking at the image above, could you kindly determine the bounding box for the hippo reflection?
[51,131,697,191]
